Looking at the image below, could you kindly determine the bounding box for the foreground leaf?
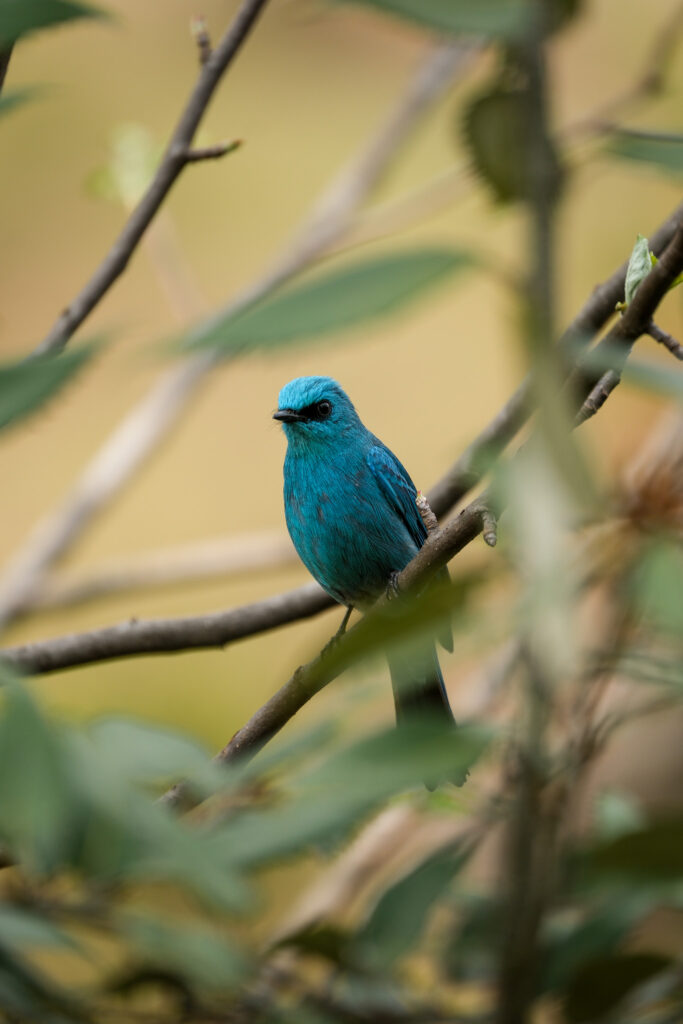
[333,0,533,39]
[0,342,100,433]
[609,131,683,179]
[183,249,471,354]
[0,0,107,46]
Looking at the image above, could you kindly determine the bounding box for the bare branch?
[183,140,243,162]
[0,42,475,632]
[575,221,683,425]
[190,15,212,66]
[26,533,297,612]
[32,0,271,359]
[2,582,330,675]
[647,320,683,360]
[0,45,12,95]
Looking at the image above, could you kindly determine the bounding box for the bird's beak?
[273,409,307,423]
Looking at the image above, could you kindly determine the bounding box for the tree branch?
[647,320,683,360]
[1,582,330,675]
[0,42,473,633]
[4,215,683,672]
[0,45,12,95]
[31,0,270,359]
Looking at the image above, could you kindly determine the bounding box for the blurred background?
[1,0,681,752]
[0,2,682,1020]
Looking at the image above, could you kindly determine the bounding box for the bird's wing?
[367,442,426,550]
[367,441,453,654]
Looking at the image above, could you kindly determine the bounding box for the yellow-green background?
[1,0,681,764]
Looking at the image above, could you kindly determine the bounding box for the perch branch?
[32,0,270,358]
[647,320,683,360]
[160,219,683,810]
[4,213,683,669]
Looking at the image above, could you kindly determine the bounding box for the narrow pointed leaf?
[0,0,108,46]
[0,341,100,433]
[183,249,472,354]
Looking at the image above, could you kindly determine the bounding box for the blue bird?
[273,375,455,729]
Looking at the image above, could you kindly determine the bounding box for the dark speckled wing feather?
[367,441,452,654]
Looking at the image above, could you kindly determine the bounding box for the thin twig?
[0,42,475,633]
[647,320,683,360]
[25,532,297,612]
[32,0,270,358]
[574,222,683,425]
[0,45,12,95]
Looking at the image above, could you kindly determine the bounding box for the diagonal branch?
[4,212,683,672]
[0,41,476,633]
[159,220,683,809]
[32,0,270,359]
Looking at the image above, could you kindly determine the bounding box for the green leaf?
[609,131,683,179]
[122,914,249,992]
[462,83,564,204]
[332,0,533,39]
[590,819,683,881]
[353,840,471,970]
[624,234,652,306]
[0,341,100,433]
[630,542,683,635]
[0,87,41,119]
[90,717,225,795]
[563,953,671,1022]
[182,249,472,354]
[213,723,488,869]
[0,677,77,871]
[0,0,108,46]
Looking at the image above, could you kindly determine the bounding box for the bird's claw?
[386,571,401,600]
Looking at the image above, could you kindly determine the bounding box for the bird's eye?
[316,400,332,418]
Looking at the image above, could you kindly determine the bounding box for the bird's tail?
[387,641,467,787]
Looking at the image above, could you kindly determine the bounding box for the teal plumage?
[274,376,454,725]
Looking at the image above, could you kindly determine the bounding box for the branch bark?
[32,0,270,359]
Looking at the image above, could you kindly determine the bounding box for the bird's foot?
[386,571,401,601]
[321,606,353,657]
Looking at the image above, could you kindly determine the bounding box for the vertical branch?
[495,6,564,1023]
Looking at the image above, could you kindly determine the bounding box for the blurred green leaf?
[0,676,78,871]
[609,131,683,179]
[463,83,564,204]
[333,0,532,39]
[276,924,353,967]
[540,899,650,995]
[353,840,471,970]
[214,723,488,869]
[563,952,671,1022]
[0,341,101,434]
[0,907,79,952]
[631,542,683,635]
[594,790,646,840]
[90,717,226,795]
[0,86,40,119]
[624,234,652,306]
[590,819,683,881]
[122,914,249,992]
[0,0,108,46]
[182,249,472,354]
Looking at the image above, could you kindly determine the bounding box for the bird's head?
[273,376,361,447]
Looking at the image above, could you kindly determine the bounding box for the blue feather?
[274,376,458,758]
